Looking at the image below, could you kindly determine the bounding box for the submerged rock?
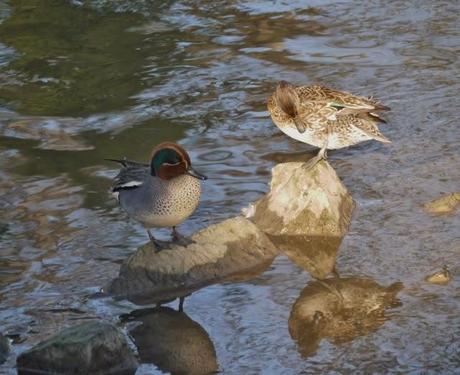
[289,277,403,358]
[245,161,354,278]
[109,217,278,304]
[423,192,460,215]
[3,117,93,151]
[128,307,218,374]
[16,321,138,375]
[425,265,452,285]
[0,333,9,364]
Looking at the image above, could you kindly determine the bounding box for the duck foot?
[147,230,170,253]
[171,227,195,246]
[302,147,328,171]
[302,155,324,171]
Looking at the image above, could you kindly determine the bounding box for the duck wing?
[297,85,390,115]
[294,101,338,131]
[352,118,391,143]
[106,158,149,191]
[333,115,391,143]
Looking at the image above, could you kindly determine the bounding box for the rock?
[108,217,278,304]
[423,193,460,215]
[289,277,403,357]
[128,307,218,374]
[0,333,9,364]
[16,321,138,375]
[4,117,93,151]
[245,161,354,278]
[425,265,452,285]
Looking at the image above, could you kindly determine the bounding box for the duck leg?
[171,226,180,241]
[318,279,344,307]
[178,296,185,312]
[171,226,194,246]
[332,265,340,278]
[147,230,165,253]
[303,138,329,171]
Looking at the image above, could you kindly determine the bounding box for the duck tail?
[359,112,387,124]
[104,158,128,166]
[374,132,392,144]
[373,103,391,111]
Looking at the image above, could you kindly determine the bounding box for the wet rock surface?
[0,333,9,364]
[16,321,138,375]
[245,161,354,278]
[423,192,460,215]
[0,115,93,151]
[289,277,403,357]
[127,307,218,375]
[109,216,278,304]
[425,266,452,285]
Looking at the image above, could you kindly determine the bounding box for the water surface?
[0,0,459,373]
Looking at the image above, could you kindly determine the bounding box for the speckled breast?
[119,174,202,228]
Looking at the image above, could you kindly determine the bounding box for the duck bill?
[187,166,207,180]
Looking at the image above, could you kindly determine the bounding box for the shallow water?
[0,0,459,373]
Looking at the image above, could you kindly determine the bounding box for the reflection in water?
[289,277,403,358]
[126,307,218,375]
[268,234,342,280]
[109,237,277,307]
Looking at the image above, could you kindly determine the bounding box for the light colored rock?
[16,321,138,375]
[245,161,354,278]
[129,307,218,374]
[425,266,452,285]
[109,217,278,304]
[423,192,460,215]
[289,277,403,357]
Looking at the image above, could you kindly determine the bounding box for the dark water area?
[0,0,459,373]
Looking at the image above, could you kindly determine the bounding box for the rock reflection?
[289,277,403,358]
[270,235,341,280]
[127,307,218,375]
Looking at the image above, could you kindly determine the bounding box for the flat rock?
[423,192,460,215]
[108,216,278,304]
[128,307,218,374]
[245,161,354,278]
[0,333,9,364]
[289,277,403,357]
[16,321,138,375]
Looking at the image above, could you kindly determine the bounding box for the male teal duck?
[108,142,206,250]
[267,81,391,167]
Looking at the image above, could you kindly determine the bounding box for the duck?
[107,142,207,251]
[267,81,391,167]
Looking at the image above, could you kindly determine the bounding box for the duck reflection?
[289,277,403,358]
[125,307,218,375]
